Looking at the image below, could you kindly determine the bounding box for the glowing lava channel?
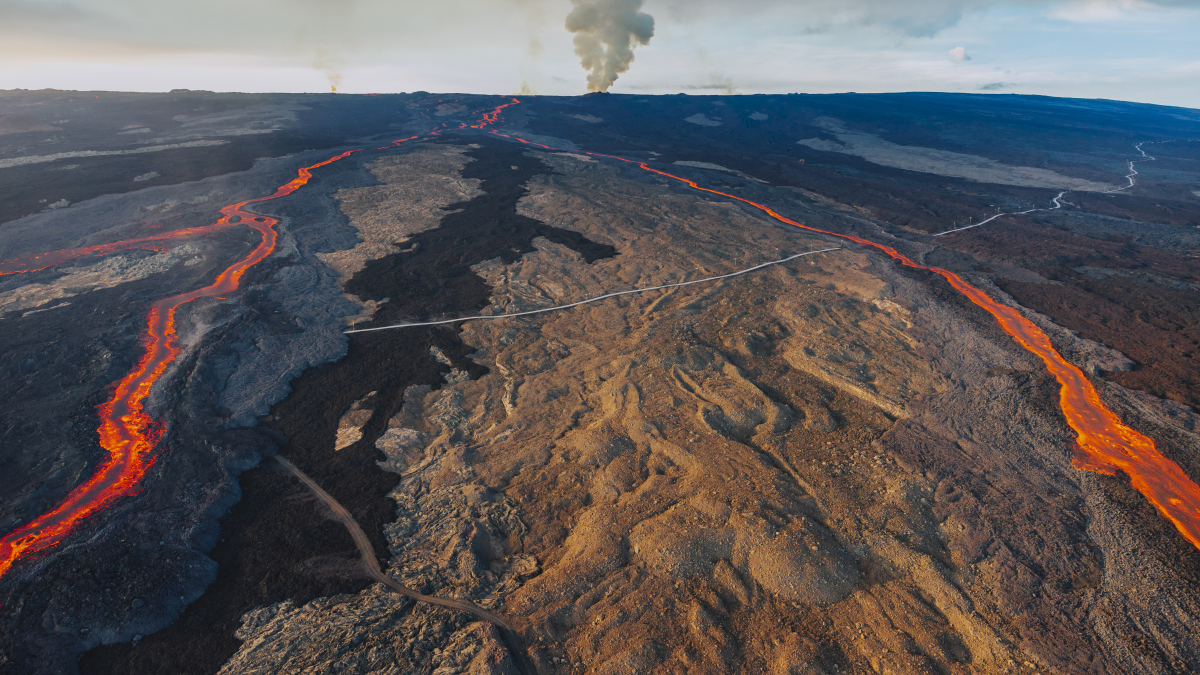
[492,129,1200,552]
[470,98,520,129]
[0,150,359,579]
[1,224,227,276]
[0,102,512,580]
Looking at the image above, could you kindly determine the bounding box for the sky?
[1,0,1198,109]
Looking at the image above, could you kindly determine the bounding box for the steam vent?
[2,90,1199,675]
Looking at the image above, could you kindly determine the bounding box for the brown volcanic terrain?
[209,145,1200,675]
[1,92,1199,675]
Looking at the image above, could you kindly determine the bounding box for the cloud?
[949,46,971,62]
[2,0,1200,106]
[656,0,1200,37]
[1050,0,1155,21]
[655,0,985,37]
[980,81,1016,90]
[0,0,94,23]
[0,1,561,60]
[681,74,737,94]
[565,0,656,92]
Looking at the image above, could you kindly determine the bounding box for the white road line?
[344,247,842,334]
[1103,142,1154,194]
[932,191,1066,237]
[932,138,1197,236]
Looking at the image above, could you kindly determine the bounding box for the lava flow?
[0,104,505,580]
[470,98,520,129]
[492,128,1200,552]
[0,149,360,579]
[1,223,225,276]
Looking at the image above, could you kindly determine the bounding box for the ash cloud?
[565,0,655,92]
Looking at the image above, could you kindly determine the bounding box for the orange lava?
[0,150,360,579]
[377,135,420,150]
[470,98,520,129]
[493,129,1200,552]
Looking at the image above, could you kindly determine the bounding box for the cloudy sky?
[1,0,1198,108]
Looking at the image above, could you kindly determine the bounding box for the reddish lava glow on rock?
[0,150,360,579]
[0,225,218,276]
[494,129,1200,552]
[470,98,520,129]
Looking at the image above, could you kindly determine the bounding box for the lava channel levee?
[0,149,361,579]
[491,125,1200,553]
[0,223,231,276]
[0,99,520,580]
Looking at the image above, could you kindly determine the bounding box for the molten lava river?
[0,150,360,578]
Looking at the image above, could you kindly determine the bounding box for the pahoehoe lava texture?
[78,137,614,675]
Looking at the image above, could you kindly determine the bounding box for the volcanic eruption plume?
[565,0,654,92]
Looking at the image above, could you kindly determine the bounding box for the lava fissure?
[490,127,1200,552]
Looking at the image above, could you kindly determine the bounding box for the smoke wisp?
[565,0,655,92]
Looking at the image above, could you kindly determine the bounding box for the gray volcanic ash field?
[1,89,1200,675]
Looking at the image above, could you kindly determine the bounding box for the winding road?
[932,191,1066,237]
[935,138,1178,237]
[1104,141,1154,194]
[344,247,841,333]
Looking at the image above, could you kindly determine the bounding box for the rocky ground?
[199,146,1200,674]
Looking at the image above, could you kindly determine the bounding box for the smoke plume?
[565,0,655,92]
[312,45,346,92]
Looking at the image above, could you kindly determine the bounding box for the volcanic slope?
[206,144,1200,674]
[77,135,618,675]
[2,92,1198,675]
